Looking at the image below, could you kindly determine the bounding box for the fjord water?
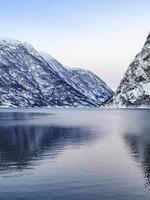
[0,109,150,200]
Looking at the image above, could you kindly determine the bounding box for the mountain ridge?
[0,38,113,107]
[109,33,150,108]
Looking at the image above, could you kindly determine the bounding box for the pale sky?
[0,0,149,90]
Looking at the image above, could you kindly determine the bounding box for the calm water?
[0,108,150,200]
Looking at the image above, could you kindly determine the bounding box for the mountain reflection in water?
[0,111,99,175]
[124,131,150,190]
[0,109,150,200]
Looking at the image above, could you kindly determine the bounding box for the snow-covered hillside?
[41,53,114,105]
[109,33,150,108]
[0,38,113,107]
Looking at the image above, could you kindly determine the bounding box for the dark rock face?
[111,33,150,108]
[0,39,113,107]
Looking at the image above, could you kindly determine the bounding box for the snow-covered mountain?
[41,52,113,105]
[0,38,113,107]
[109,33,150,108]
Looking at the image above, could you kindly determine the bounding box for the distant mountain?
[41,52,113,106]
[0,38,113,107]
[109,33,150,108]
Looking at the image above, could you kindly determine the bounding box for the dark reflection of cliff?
[0,111,52,126]
[0,112,99,175]
[123,129,150,190]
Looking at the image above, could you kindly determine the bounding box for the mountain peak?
[0,38,113,107]
[0,37,20,43]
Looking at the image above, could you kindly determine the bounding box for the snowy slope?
[41,52,114,105]
[0,38,113,107]
[110,33,150,108]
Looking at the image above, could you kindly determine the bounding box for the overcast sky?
[0,0,149,90]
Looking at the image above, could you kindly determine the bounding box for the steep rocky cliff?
[111,33,150,108]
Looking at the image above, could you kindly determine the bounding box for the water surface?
[0,108,150,200]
